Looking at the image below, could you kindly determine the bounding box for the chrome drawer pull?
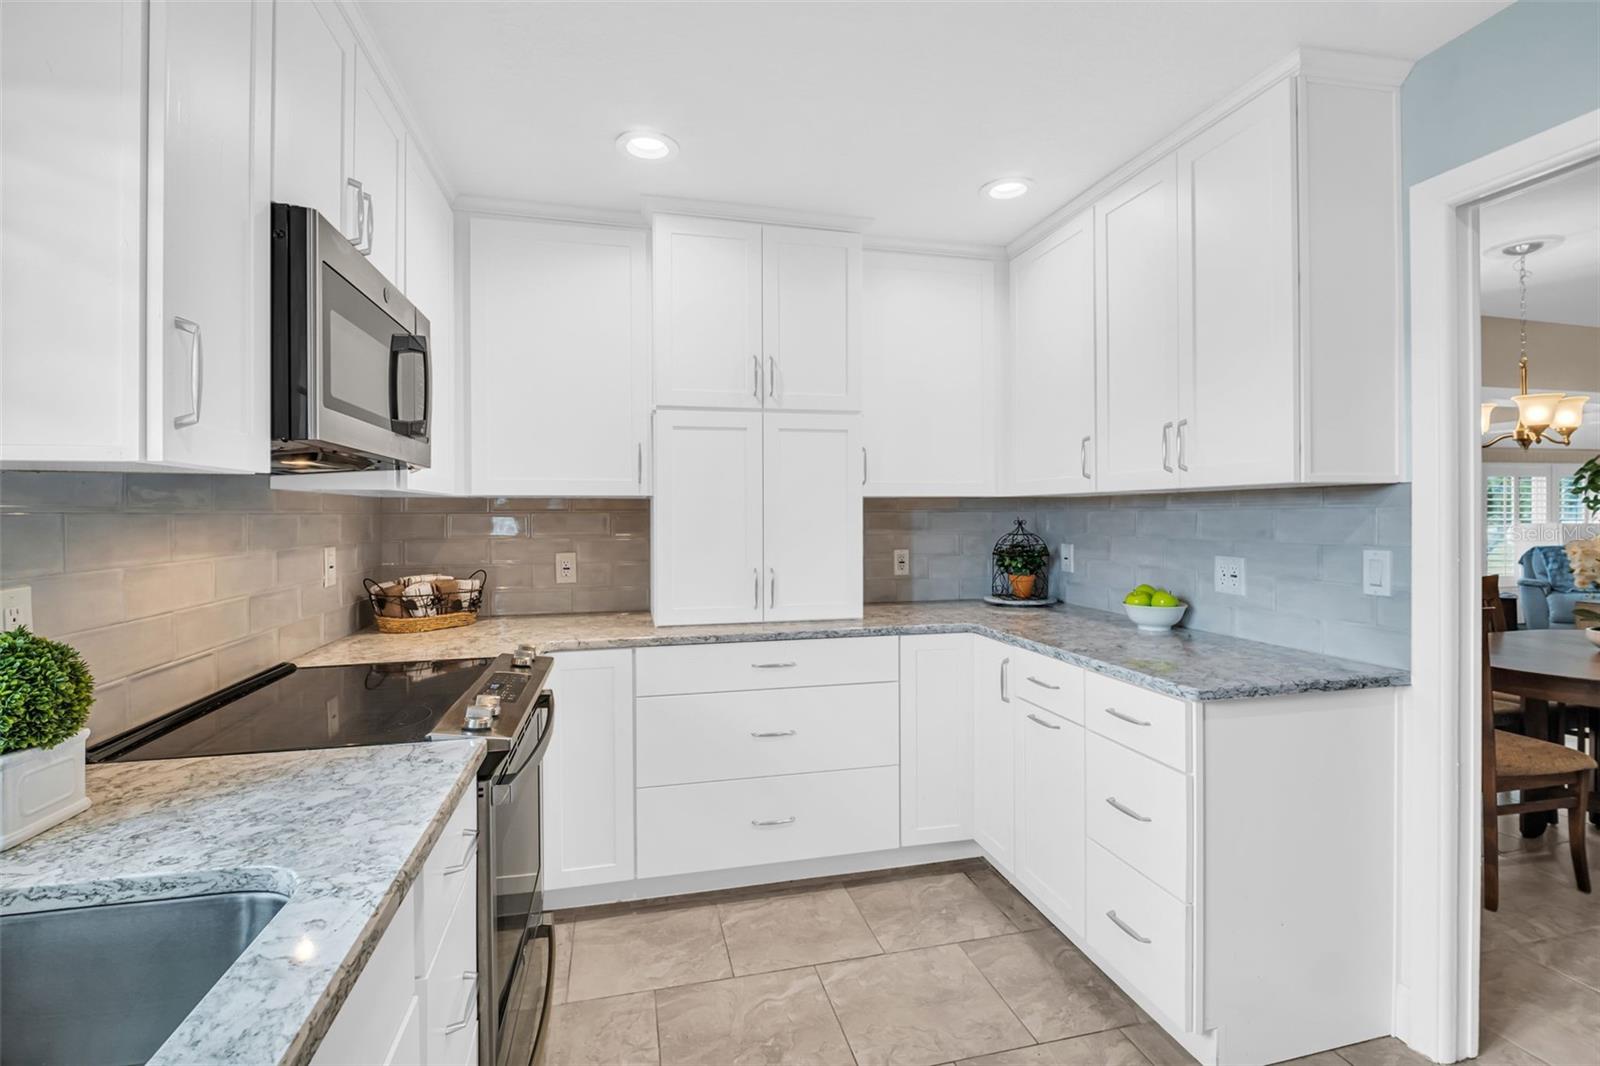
[1103,707,1152,728]
[1000,657,1011,703]
[1105,796,1152,823]
[443,970,479,1033]
[750,729,797,738]
[1026,676,1060,691]
[442,828,479,875]
[1107,910,1151,944]
[751,661,797,669]
[1026,712,1061,731]
[751,816,797,827]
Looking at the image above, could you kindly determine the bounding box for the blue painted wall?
[1401,0,1600,188]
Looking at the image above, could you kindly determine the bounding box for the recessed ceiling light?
[617,130,679,161]
[982,178,1032,201]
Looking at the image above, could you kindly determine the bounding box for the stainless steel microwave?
[270,203,430,473]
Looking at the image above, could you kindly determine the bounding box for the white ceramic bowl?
[1584,626,1600,649]
[1123,602,1189,633]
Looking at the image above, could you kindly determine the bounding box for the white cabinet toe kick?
[542,635,1398,1066]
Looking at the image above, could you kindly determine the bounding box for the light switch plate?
[893,549,910,577]
[1214,556,1246,596]
[1363,549,1393,596]
[556,552,578,585]
[323,547,338,589]
[1060,544,1074,573]
[2,586,32,632]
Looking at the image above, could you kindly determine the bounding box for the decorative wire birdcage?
[990,519,1051,601]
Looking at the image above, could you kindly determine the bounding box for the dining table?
[1488,626,1600,835]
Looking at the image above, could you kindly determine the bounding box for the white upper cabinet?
[762,414,863,621]
[862,252,997,496]
[1095,158,1180,493]
[653,216,764,408]
[468,218,651,497]
[762,226,863,411]
[397,150,463,495]
[351,49,406,282]
[1009,211,1096,495]
[653,215,863,412]
[270,0,356,241]
[1,0,270,472]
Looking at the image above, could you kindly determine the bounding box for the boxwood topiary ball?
[0,627,95,754]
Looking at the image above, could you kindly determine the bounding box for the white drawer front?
[1084,673,1190,772]
[1086,733,1190,901]
[312,889,419,1066]
[637,766,899,877]
[638,683,898,787]
[1010,649,1084,724]
[1087,843,1190,1028]
[635,636,899,696]
[424,868,480,1066]
[418,787,478,977]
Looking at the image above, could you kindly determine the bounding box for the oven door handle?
[492,690,554,805]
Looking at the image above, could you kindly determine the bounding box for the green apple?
[1132,583,1157,596]
[1123,590,1153,606]
[1150,591,1180,608]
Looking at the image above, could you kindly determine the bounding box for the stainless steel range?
[89,651,557,1066]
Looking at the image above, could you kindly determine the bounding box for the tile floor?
[543,841,1599,1066]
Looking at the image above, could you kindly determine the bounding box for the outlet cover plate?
[1362,549,1393,596]
[556,552,578,585]
[893,549,910,577]
[2,586,32,632]
[1214,555,1246,596]
[323,547,338,588]
[1059,544,1074,573]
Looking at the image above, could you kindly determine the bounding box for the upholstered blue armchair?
[1517,545,1600,628]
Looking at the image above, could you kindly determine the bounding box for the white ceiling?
[1480,161,1600,327]
[359,0,1508,247]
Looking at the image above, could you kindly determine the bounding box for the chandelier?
[1481,240,1587,449]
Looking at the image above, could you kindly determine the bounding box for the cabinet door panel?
[1096,159,1179,492]
[397,150,462,494]
[863,252,995,495]
[469,218,649,496]
[653,216,763,408]
[271,0,354,239]
[542,650,635,890]
[1008,211,1095,494]
[1015,707,1085,934]
[352,50,405,282]
[901,635,975,846]
[1177,78,1297,488]
[652,410,764,625]
[762,413,863,621]
[763,225,861,411]
[152,0,270,472]
[972,640,1014,870]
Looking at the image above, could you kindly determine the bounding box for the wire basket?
[364,570,486,634]
[990,519,1052,602]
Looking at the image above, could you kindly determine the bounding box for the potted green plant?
[1566,455,1600,596]
[1,627,95,850]
[995,541,1050,599]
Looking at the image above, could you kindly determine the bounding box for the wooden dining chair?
[1482,612,1595,911]
[1482,575,1512,632]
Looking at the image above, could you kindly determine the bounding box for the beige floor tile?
[567,905,732,1001]
[961,929,1137,1041]
[655,967,855,1066]
[1479,948,1600,1066]
[719,887,883,975]
[1118,1022,1198,1066]
[818,944,1034,1066]
[1334,1036,1433,1066]
[1470,1031,1551,1065]
[1513,927,1600,992]
[552,921,574,1006]
[545,990,660,1066]
[1276,1055,1346,1066]
[1480,861,1600,947]
[966,868,1047,932]
[847,873,1017,952]
[957,1029,1150,1065]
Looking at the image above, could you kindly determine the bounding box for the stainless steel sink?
[1,890,288,1066]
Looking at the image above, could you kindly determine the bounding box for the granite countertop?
[0,741,484,1066]
[298,601,1409,701]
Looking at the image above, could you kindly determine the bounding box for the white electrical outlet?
[556,552,578,585]
[893,549,910,576]
[2,586,32,631]
[1214,556,1246,596]
[1362,549,1393,597]
[323,547,338,588]
[1059,544,1074,574]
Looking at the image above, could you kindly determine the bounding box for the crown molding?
[861,235,1007,261]
[453,196,647,229]
[641,196,872,233]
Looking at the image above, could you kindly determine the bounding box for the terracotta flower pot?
[1008,574,1037,599]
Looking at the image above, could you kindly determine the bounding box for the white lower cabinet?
[1013,698,1086,936]
[542,650,635,890]
[971,640,1015,870]
[1086,841,1190,1027]
[899,635,974,846]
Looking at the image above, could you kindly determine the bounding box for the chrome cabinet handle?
[443,970,480,1033]
[750,729,797,738]
[172,316,203,428]
[637,442,643,485]
[1026,712,1061,731]
[362,190,375,255]
[751,816,796,827]
[1161,421,1174,473]
[752,354,761,398]
[862,446,868,486]
[768,355,777,399]
[1107,910,1151,944]
[442,827,479,874]
[1176,419,1188,472]
[1000,657,1011,703]
[751,661,796,670]
[346,177,365,245]
[1105,796,1152,823]
[768,567,776,608]
[1103,707,1152,728]
[753,568,760,609]
[1025,676,1060,691]
[1081,435,1092,480]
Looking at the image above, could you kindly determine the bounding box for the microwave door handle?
[389,334,428,436]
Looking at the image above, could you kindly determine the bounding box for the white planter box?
[1,728,91,851]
